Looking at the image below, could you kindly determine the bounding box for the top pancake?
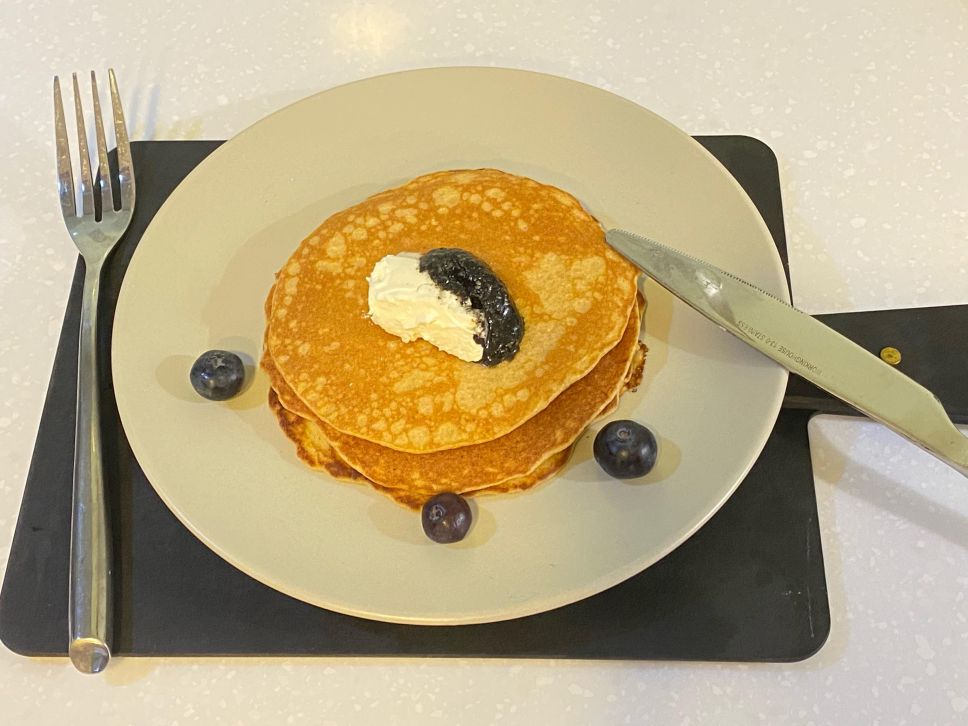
[267,168,638,453]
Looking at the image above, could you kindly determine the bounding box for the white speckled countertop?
[2,1,967,723]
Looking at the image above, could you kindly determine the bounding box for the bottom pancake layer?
[270,389,575,509]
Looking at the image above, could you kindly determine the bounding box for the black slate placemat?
[1,137,834,660]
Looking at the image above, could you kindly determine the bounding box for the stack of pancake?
[261,169,644,509]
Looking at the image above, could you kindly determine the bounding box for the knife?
[606,229,968,478]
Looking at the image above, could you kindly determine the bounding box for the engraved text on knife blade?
[735,319,823,375]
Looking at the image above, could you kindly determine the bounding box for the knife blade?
[606,228,968,478]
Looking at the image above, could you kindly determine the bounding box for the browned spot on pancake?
[626,342,647,391]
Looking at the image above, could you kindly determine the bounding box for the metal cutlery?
[53,69,135,673]
[606,229,968,478]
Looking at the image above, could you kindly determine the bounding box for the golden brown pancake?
[266,168,638,453]
[270,389,577,510]
[262,285,318,420]
[263,292,647,504]
[371,446,575,509]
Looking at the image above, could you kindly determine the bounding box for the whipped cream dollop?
[366,252,485,362]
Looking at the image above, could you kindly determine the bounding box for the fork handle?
[69,260,112,674]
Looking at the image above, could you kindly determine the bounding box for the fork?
[53,69,135,674]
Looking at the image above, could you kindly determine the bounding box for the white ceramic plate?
[112,68,789,625]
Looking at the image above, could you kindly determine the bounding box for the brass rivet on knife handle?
[879,347,902,366]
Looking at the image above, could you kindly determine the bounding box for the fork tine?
[53,76,76,218]
[90,71,114,216]
[71,73,95,217]
[108,69,135,211]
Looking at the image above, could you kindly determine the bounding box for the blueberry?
[593,420,658,479]
[421,492,472,543]
[189,350,246,401]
